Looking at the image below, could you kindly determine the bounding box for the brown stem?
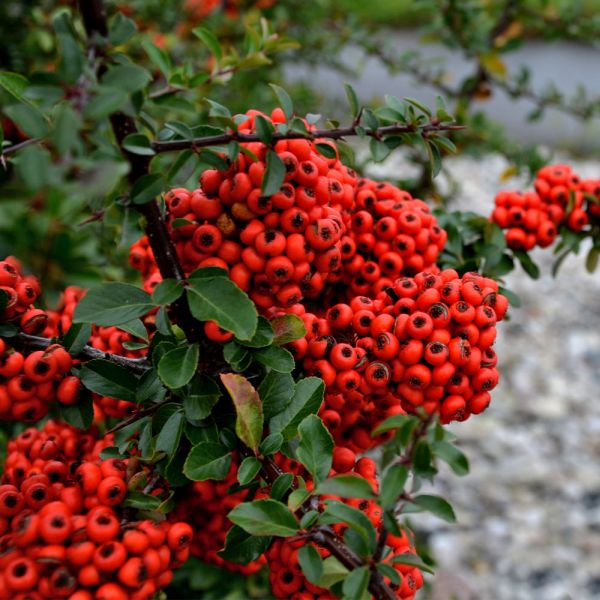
[1,138,41,158]
[151,122,465,153]
[106,398,170,434]
[77,0,204,343]
[9,332,149,374]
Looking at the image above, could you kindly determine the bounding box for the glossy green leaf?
[217,525,271,565]
[315,475,376,499]
[73,283,154,326]
[270,377,324,439]
[296,415,333,484]
[298,544,323,585]
[183,442,232,480]
[158,344,199,389]
[262,150,286,196]
[228,499,299,537]
[79,360,138,402]
[187,277,257,341]
[258,371,294,420]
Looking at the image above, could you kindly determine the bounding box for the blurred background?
[1,1,599,598]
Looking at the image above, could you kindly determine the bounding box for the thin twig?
[9,332,150,374]
[151,122,465,153]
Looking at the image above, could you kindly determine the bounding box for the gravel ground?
[367,153,600,600]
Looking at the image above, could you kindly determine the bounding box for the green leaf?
[258,371,294,420]
[513,249,540,279]
[379,465,408,511]
[192,27,223,60]
[315,476,376,499]
[371,414,412,436]
[344,83,360,119]
[122,133,156,156]
[158,344,199,389]
[123,492,161,510]
[315,142,337,159]
[152,279,184,305]
[14,145,49,191]
[390,553,435,574]
[296,415,333,484]
[413,494,456,522]
[56,33,84,84]
[262,150,286,196]
[73,283,154,326]
[228,499,299,537]
[109,13,137,45]
[259,432,283,456]
[404,96,432,117]
[254,115,274,145]
[237,456,261,485]
[322,501,377,554]
[142,40,172,77]
[84,87,129,119]
[427,140,442,177]
[269,84,294,120]
[59,394,93,430]
[4,104,48,139]
[220,373,264,453]
[223,341,252,372]
[271,473,293,501]
[187,277,257,341]
[102,64,152,94]
[79,359,138,402]
[376,563,401,585]
[131,173,165,204]
[183,375,221,421]
[298,544,323,585]
[288,487,311,512]
[118,319,148,342]
[0,72,29,103]
[317,556,349,589]
[237,316,273,348]
[369,138,391,162]
[217,525,271,565]
[62,323,91,356]
[183,442,232,480]
[136,369,166,404]
[254,346,295,373]
[155,410,184,459]
[342,565,369,600]
[585,246,599,274]
[432,441,469,476]
[270,378,324,439]
[271,314,306,345]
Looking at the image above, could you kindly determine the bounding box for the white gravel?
[366,152,600,600]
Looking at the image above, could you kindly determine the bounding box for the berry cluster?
[266,457,423,600]
[338,178,447,299]
[491,163,600,250]
[171,459,266,575]
[0,341,77,421]
[184,0,276,21]
[0,421,192,600]
[284,270,507,450]
[129,109,357,314]
[0,257,46,335]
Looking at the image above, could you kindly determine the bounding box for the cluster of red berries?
[337,178,447,300]
[280,270,507,450]
[184,0,276,21]
[0,339,78,422]
[171,459,266,575]
[0,257,47,335]
[491,163,600,250]
[266,456,423,600]
[0,421,193,600]
[130,108,359,315]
